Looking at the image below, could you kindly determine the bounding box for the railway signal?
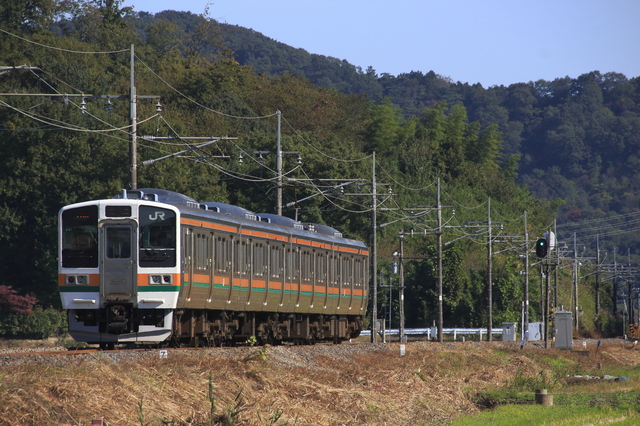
[535,238,549,258]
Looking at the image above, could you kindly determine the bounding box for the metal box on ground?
[528,322,543,341]
[555,311,573,349]
[502,322,517,341]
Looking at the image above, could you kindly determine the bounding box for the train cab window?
[139,206,176,267]
[61,206,98,268]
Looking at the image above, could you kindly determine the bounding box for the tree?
[0,0,61,32]
[364,97,402,154]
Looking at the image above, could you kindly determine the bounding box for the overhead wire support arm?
[138,139,228,167]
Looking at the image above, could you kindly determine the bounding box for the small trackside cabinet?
[555,311,573,349]
[528,322,543,341]
[502,322,517,342]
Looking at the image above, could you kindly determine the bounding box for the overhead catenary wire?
[134,55,277,121]
[0,28,130,55]
[280,114,372,163]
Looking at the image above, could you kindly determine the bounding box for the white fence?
[360,327,503,341]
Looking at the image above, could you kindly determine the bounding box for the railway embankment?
[1,339,639,425]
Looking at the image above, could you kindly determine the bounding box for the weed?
[257,407,288,426]
[137,397,175,425]
[243,345,269,363]
[413,368,428,382]
[507,368,559,392]
[221,388,247,426]
[207,373,217,426]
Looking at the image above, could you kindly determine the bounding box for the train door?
[324,252,334,308]
[310,250,318,308]
[101,222,136,299]
[282,246,290,307]
[182,228,194,302]
[246,239,253,306]
[263,242,271,307]
[206,231,215,303]
[295,247,303,307]
[226,236,235,304]
[337,255,345,310]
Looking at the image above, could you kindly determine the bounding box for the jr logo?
[149,211,165,221]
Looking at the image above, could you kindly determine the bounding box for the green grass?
[449,404,638,426]
[459,354,640,426]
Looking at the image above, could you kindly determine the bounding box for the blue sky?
[123,0,640,88]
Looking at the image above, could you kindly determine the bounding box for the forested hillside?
[131,9,640,249]
[0,1,638,337]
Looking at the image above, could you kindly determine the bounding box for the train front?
[58,195,180,347]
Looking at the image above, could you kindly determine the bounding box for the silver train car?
[58,189,369,348]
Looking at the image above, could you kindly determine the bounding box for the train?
[58,188,369,348]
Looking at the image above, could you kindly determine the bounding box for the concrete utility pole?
[523,211,529,344]
[436,178,443,343]
[487,198,493,341]
[573,233,579,329]
[614,248,618,316]
[629,250,634,327]
[554,219,559,312]
[276,110,282,215]
[596,234,601,314]
[130,44,137,189]
[544,226,551,349]
[371,151,378,343]
[399,232,406,342]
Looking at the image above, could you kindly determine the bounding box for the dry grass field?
[1,339,640,425]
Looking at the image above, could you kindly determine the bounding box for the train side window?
[254,243,264,277]
[270,245,281,278]
[286,248,299,280]
[235,240,249,275]
[316,252,325,284]
[215,237,229,272]
[194,233,210,271]
[343,256,352,285]
[302,250,312,282]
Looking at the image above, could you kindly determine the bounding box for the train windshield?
[139,206,176,267]
[61,205,99,268]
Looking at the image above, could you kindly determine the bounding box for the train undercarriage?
[172,309,364,347]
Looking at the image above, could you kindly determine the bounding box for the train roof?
[113,189,366,249]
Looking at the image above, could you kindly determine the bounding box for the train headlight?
[66,275,89,285]
[149,275,173,285]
